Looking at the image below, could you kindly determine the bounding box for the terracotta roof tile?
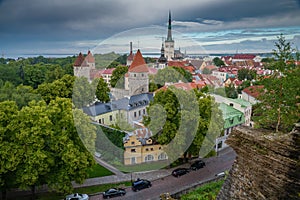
[128,49,148,73]
[242,85,264,98]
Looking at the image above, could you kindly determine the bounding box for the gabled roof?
[102,68,116,75]
[168,60,188,68]
[128,49,148,73]
[242,85,264,98]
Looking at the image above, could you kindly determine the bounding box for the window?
[229,118,234,124]
[229,103,233,107]
[99,119,101,124]
[139,110,141,116]
[150,148,154,151]
[109,115,112,121]
[134,74,136,77]
[131,141,135,145]
[158,153,167,160]
[143,109,146,114]
[131,157,136,164]
[145,154,154,162]
[131,149,136,152]
[145,148,149,151]
[102,118,104,124]
[134,112,136,118]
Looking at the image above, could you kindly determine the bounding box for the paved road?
[89,147,236,200]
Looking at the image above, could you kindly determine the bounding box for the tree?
[0,98,95,197]
[144,87,223,163]
[225,84,238,99]
[110,65,128,88]
[202,68,212,74]
[94,78,110,103]
[72,77,95,108]
[36,74,75,103]
[237,68,256,81]
[253,34,300,132]
[213,57,225,67]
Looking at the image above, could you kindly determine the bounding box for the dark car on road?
[102,188,126,199]
[171,168,190,177]
[190,160,206,170]
[132,179,152,191]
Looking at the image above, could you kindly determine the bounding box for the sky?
[1,0,300,57]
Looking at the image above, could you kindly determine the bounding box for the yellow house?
[123,134,168,165]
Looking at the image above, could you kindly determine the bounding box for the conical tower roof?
[128,49,148,73]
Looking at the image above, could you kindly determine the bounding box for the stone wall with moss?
[217,125,300,200]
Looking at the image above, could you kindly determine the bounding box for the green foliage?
[108,60,121,69]
[149,82,158,92]
[152,67,191,87]
[0,81,42,109]
[72,77,95,108]
[181,179,224,200]
[237,68,257,81]
[36,74,75,103]
[253,34,300,132]
[253,67,300,132]
[225,84,238,99]
[94,52,120,69]
[0,98,95,194]
[95,125,125,163]
[237,80,251,94]
[110,65,128,88]
[87,164,114,178]
[213,57,225,67]
[94,78,110,103]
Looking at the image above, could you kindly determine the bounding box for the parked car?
[65,193,89,200]
[102,188,126,199]
[190,160,206,170]
[132,178,152,191]
[171,168,190,177]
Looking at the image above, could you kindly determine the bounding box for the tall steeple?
[166,10,173,42]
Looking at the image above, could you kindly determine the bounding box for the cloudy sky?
[1,0,300,57]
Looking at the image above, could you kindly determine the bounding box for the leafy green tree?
[110,65,128,88]
[213,57,225,67]
[107,61,121,69]
[237,68,256,81]
[0,101,22,199]
[0,98,95,197]
[171,66,193,82]
[149,82,158,92]
[94,78,110,103]
[23,63,47,88]
[36,74,75,103]
[152,67,190,88]
[45,64,66,83]
[72,77,95,108]
[253,34,300,132]
[225,84,238,99]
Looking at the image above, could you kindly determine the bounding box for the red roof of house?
[233,54,256,60]
[148,67,158,75]
[128,49,148,73]
[183,65,196,73]
[168,61,188,68]
[242,85,264,98]
[158,81,205,92]
[86,50,95,63]
[102,68,116,75]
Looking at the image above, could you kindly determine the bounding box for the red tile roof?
[168,61,189,68]
[102,68,116,75]
[158,81,205,92]
[233,54,256,60]
[128,49,148,73]
[242,85,264,98]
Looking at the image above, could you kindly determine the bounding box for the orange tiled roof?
[242,85,264,98]
[128,49,148,73]
[127,52,134,61]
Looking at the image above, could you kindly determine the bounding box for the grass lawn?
[180,179,224,200]
[87,164,114,178]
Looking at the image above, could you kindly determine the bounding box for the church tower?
[164,11,174,61]
[157,42,167,69]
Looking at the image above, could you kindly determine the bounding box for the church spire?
[166,10,173,42]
